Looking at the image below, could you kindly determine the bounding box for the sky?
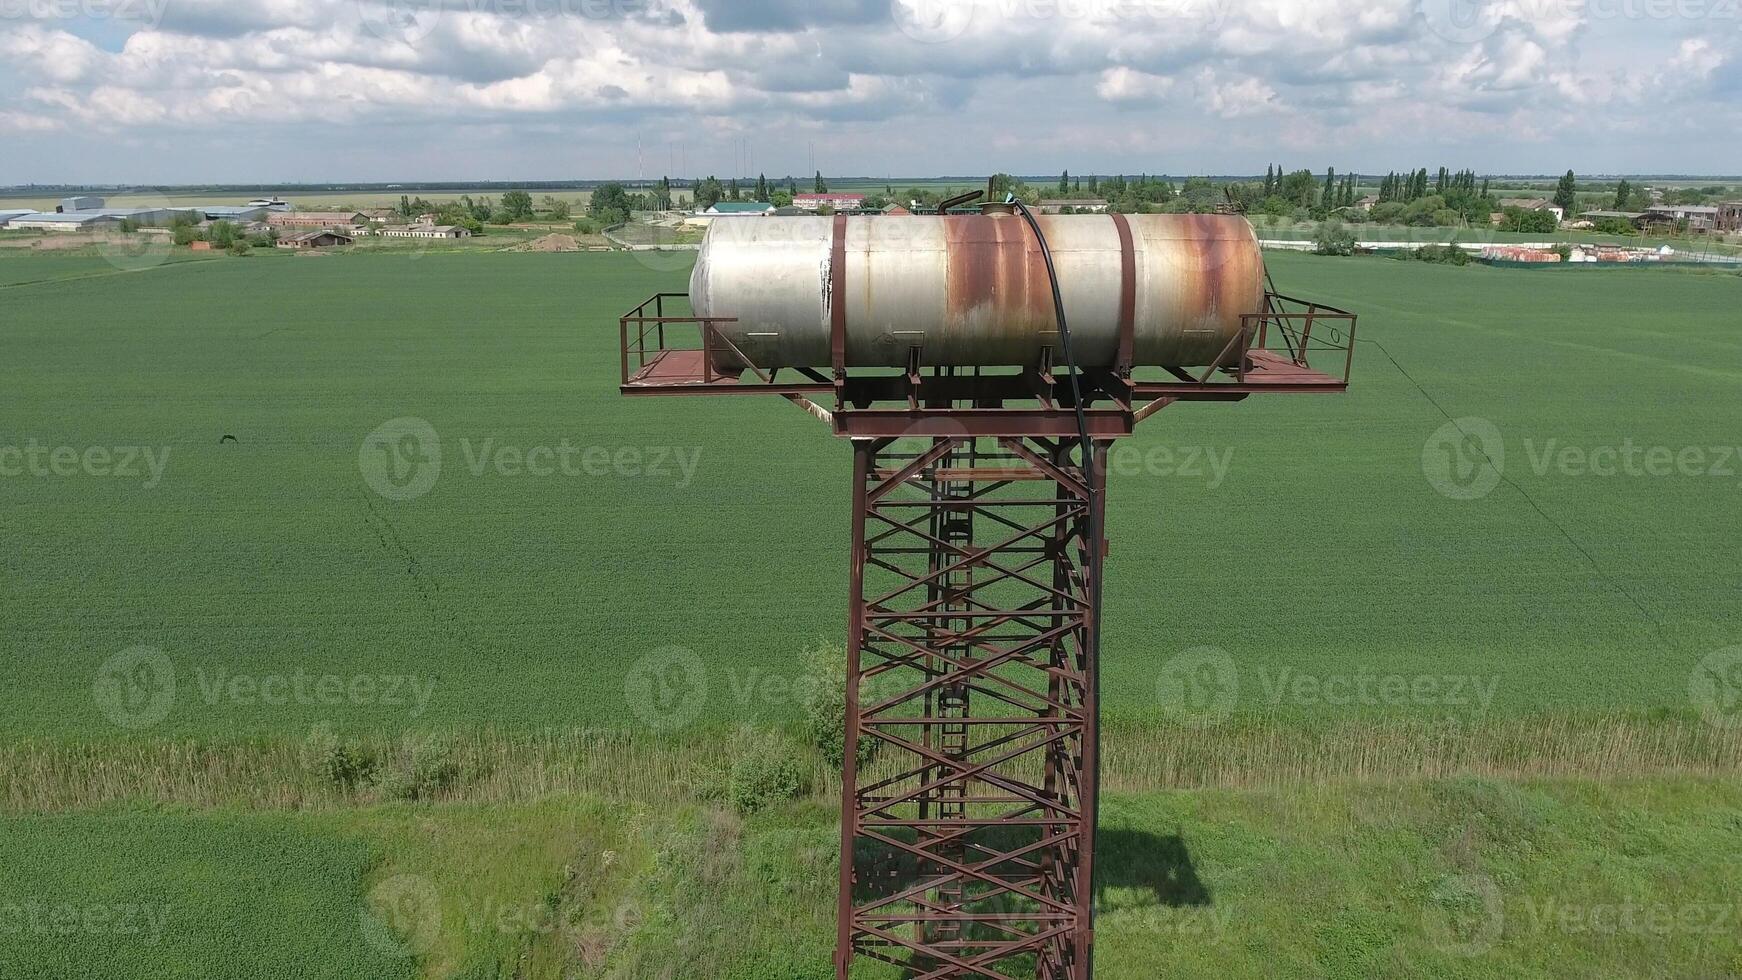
[1,0,1739,184]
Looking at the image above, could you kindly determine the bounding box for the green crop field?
[3,244,1740,978]
[3,249,1739,738]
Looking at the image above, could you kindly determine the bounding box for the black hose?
[1009,198,1101,977]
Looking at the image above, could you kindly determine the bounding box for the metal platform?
[620,291,1355,439]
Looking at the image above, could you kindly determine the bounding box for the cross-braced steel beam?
[838,435,1107,980]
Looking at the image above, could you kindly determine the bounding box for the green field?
[3,250,1739,737]
[3,246,1740,977]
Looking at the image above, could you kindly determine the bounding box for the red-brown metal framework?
[616,284,1354,978]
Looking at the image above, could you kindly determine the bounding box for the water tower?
[616,192,1356,978]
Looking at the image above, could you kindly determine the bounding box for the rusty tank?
[688,211,1266,371]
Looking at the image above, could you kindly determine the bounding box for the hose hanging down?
[1008,196,1102,977]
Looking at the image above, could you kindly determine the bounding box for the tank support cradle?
[837,434,1106,980]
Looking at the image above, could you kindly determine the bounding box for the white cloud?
[0,0,1736,179]
[1095,66,1174,104]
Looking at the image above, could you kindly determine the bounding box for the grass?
[0,810,418,979]
[5,778,1739,979]
[2,241,1741,977]
[2,249,1739,739]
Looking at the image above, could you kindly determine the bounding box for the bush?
[1313,221,1357,256]
[1401,244,1470,265]
[799,643,877,770]
[1499,207,1558,234]
[172,225,200,247]
[728,731,809,814]
[573,217,601,235]
[228,239,251,256]
[306,727,378,789]
[1431,208,1461,227]
[381,736,460,801]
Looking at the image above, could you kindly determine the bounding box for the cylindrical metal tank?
[689,212,1265,370]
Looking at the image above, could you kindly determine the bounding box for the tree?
[1314,219,1357,256]
[541,196,571,221]
[755,173,769,202]
[693,177,725,211]
[588,182,638,226]
[728,178,740,201]
[1263,164,1275,198]
[1058,170,1069,195]
[208,221,239,248]
[1499,206,1558,234]
[814,171,827,193]
[501,189,535,221]
[1613,179,1632,210]
[1322,167,1336,210]
[1554,170,1578,216]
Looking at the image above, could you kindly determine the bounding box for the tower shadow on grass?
[1093,829,1212,908]
[851,827,1211,909]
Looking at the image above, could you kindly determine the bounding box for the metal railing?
[618,292,740,386]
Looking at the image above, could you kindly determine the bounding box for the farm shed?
[275,230,354,250]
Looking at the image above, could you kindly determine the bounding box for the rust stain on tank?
[945,215,1051,338]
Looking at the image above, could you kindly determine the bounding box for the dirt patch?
[514,234,585,252]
